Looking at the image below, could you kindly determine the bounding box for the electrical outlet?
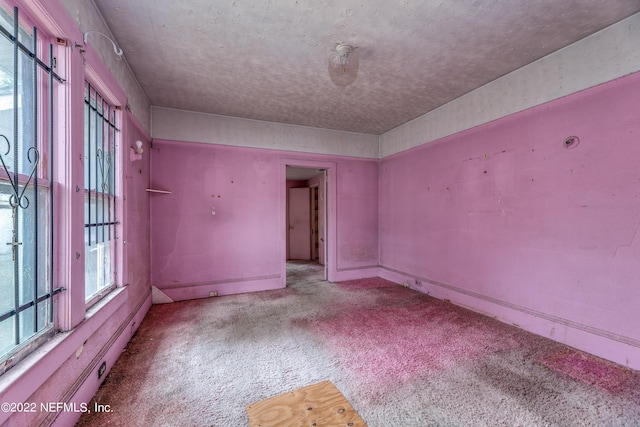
[403,281,410,288]
[209,291,218,297]
[414,279,421,287]
[98,361,107,379]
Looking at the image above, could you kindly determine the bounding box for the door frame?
[280,159,336,285]
[309,184,320,262]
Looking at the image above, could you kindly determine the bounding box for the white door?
[288,187,311,260]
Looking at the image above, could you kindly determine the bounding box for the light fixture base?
[328,43,359,87]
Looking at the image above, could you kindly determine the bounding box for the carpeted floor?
[76,262,640,426]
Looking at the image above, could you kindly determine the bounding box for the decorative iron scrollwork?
[0,134,40,209]
[96,147,112,192]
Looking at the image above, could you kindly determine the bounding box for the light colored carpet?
[76,262,640,426]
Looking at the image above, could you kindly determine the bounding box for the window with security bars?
[0,6,63,362]
[84,82,118,303]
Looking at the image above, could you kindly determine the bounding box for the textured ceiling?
[95,0,640,135]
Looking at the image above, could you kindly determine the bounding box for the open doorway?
[285,165,328,284]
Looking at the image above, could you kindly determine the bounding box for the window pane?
[0,35,14,141]
[0,5,56,366]
[84,190,115,300]
[0,183,14,316]
[84,84,117,302]
[84,239,113,299]
[18,305,34,342]
[0,180,50,345]
[0,7,33,45]
[0,317,14,357]
[0,19,36,177]
[37,186,49,298]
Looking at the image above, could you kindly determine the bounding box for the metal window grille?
[0,6,64,362]
[84,81,118,301]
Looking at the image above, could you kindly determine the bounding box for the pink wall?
[336,160,379,273]
[150,140,379,301]
[123,113,152,300]
[379,71,640,369]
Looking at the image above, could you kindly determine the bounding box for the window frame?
[83,79,122,308]
[0,0,128,376]
[0,3,64,369]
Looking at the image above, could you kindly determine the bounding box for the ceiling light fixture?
[328,43,358,87]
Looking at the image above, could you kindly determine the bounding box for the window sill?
[85,285,128,319]
[0,286,129,413]
[85,283,118,311]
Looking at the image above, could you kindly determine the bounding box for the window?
[84,82,119,303]
[0,6,63,363]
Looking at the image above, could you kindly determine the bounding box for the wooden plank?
[246,380,367,427]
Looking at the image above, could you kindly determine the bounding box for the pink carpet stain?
[541,349,636,393]
[310,285,515,392]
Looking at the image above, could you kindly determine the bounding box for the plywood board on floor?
[246,380,367,427]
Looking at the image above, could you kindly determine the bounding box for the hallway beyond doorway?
[286,260,324,287]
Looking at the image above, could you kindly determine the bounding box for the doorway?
[283,161,334,285]
[287,184,321,262]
